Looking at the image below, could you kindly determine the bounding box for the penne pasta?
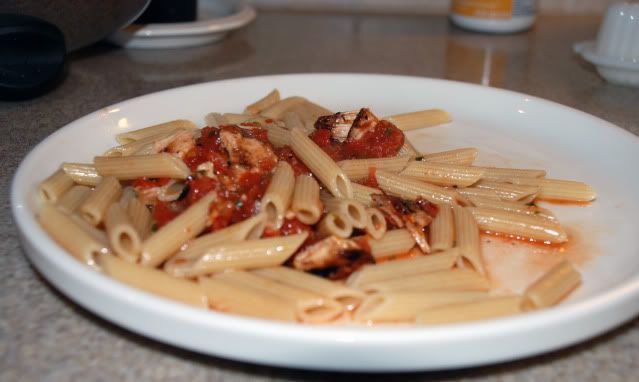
[476,166,546,181]
[355,291,488,323]
[198,276,295,321]
[94,153,191,180]
[116,119,198,144]
[375,170,459,205]
[261,161,295,229]
[469,207,568,243]
[364,268,490,293]
[365,207,387,239]
[457,187,502,201]
[473,180,539,202]
[260,96,307,119]
[104,130,175,157]
[321,197,368,229]
[419,148,478,166]
[216,271,343,323]
[105,203,142,263]
[163,233,308,277]
[452,206,485,275]
[267,125,291,147]
[204,112,228,127]
[368,229,415,260]
[283,111,314,136]
[99,254,208,308]
[140,192,215,267]
[244,89,281,115]
[79,176,122,226]
[400,161,485,187]
[38,204,108,266]
[61,162,103,186]
[317,212,353,239]
[509,178,597,202]
[290,127,353,198]
[351,183,383,206]
[337,156,411,181]
[416,296,523,325]
[523,260,581,310]
[39,169,75,203]
[56,185,91,214]
[429,204,455,252]
[384,109,451,131]
[254,266,365,310]
[291,175,323,225]
[126,197,153,239]
[466,196,556,220]
[347,249,458,288]
[397,140,420,157]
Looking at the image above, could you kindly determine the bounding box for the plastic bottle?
[450,0,537,33]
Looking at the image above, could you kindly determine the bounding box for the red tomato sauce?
[310,120,404,161]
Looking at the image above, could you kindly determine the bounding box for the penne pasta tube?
[283,111,314,136]
[473,180,539,202]
[61,162,103,186]
[290,127,353,198]
[221,113,279,127]
[56,185,91,214]
[354,291,488,323]
[347,249,458,288]
[466,196,556,220]
[375,170,459,205]
[476,166,546,181]
[94,153,191,180]
[244,89,281,115]
[98,254,208,307]
[321,197,368,229]
[198,276,295,321]
[69,213,110,246]
[400,161,485,188]
[469,207,568,243]
[384,109,451,131]
[351,183,383,206]
[126,197,152,239]
[216,271,343,323]
[365,207,387,240]
[397,140,420,157]
[140,192,215,267]
[523,260,581,310]
[261,161,295,229]
[105,203,142,263]
[79,176,122,226]
[115,119,198,144]
[291,175,323,225]
[204,112,228,127]
[163,233,308,277]
[364,268,490,293]
[419,148,479,166]
[457,187,502,201]
[38,204,108,266]
[368,229,415,260]
[104,130,175,157]
[337,156,411,181]
[317,212,353,239]
[416,296,523,325]
[452,206,485,275]
[172,213,267,260]
[267,125,291,147]
[429,204,455,252]
[39,169,75,203]
[254,266,365,310]
[260,96,307,119]
[509,178,597,202]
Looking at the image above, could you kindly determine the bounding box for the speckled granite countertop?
[1,11,638,382]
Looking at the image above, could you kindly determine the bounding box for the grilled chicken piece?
[292,236,373,280]
[348,108,379,141]
[136,179,184,204]
[314,111,358,142]
[219,129,277,170]
[165,129,196,158]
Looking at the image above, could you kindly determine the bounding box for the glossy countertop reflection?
[1,11,638,381]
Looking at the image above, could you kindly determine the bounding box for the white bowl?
[11,74,639,371]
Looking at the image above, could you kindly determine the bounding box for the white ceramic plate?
[108,0,256,49]
[11,74,639,371]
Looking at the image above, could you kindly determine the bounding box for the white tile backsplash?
[248,0,621,15]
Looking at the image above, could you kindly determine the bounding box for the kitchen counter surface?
[1,11,638,381]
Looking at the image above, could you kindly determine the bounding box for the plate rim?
[11,73,639,370]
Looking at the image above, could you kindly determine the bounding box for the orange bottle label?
[452,0,513,19]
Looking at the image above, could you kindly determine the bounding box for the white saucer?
[574,41,639,87]
[108,0,256,49]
